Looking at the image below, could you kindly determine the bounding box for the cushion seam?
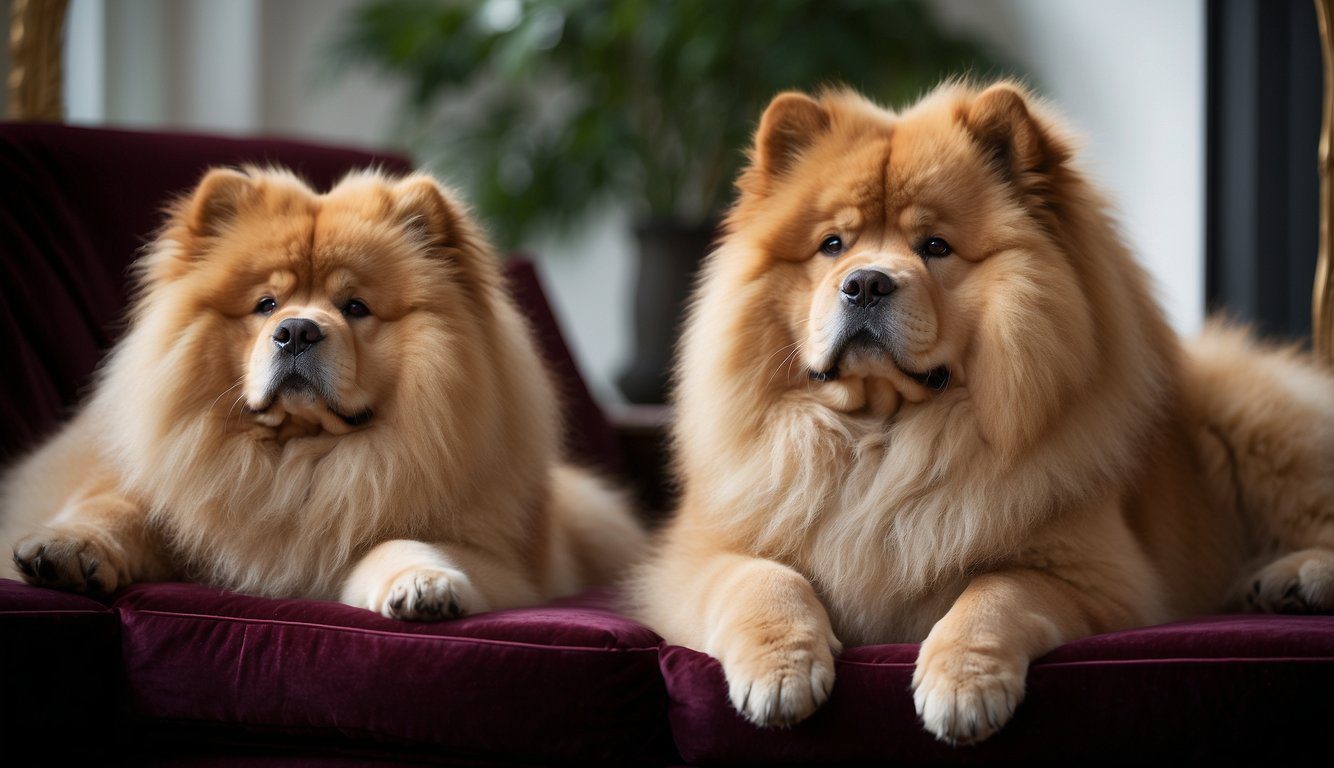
[829,655,1334,669]
[0,608,114,617]
[1037,655,1334,667]
[119,607,662,653]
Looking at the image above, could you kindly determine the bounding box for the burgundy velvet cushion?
[0,579,122,753]
[110,582,672,763]
[0,123,413,463]
[662,614,1334,763]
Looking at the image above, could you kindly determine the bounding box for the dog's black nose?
[272,318,324,357]
[840,269,896,308]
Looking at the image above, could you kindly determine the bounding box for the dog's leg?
[912,500,1159,744]
[638,546,841,727]
[341,539,540,620]
[12,482,167,594]
[913,570,1069,745]
[912,564,1151,745]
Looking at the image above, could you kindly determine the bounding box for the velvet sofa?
[1,124,1331,765]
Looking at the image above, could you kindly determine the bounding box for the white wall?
[63,0,404,148]
[58,0,1206,405]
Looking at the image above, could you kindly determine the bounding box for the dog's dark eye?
[255,297,277,315]
[922,237,952,258]
[820,235,845,256]
[343,299,370,319]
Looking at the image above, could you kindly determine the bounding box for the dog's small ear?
[392,174,475,252]
[963,83,1066,184]
[391,174,500,290]
[185,168,257,237]
[754,92,830,179]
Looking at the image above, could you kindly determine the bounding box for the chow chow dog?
[633,81,1334,743]
[1,167,645,619]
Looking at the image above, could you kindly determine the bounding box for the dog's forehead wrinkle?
[303,203,318,280]
[878,134,892,221]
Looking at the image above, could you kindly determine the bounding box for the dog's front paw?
[13,530,123,594]
[912,639,1027,745]
[378,566,486,621]
[720,630,840,728]
[1243,548,1334,613]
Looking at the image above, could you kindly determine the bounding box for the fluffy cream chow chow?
[1,167,645,619]
[633,81,1334,743]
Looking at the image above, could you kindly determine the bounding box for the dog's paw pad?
[12,533,117,594]
[723,637,838,728]
[379,567,479,621]
[912,646,1026,745]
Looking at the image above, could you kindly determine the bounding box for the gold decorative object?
[6,0,68,121]
[1316,0,1334,362]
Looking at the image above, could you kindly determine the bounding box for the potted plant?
[334,0,998,402]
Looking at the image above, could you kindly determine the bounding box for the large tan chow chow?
[634,81,1334,743]
[1,167,644,619]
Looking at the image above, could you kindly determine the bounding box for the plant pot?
[616,219,716,404]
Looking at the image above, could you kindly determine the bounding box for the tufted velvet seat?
[660,615,1334,763]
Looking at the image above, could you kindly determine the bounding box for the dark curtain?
[1206,0,1322,342]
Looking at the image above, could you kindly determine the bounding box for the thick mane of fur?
[88,168,559,598]
[668,83,1178,643]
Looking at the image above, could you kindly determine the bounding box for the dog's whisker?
[771,343,804,389]
[226,392,250,431]
[765,341,804,388]
[208,377,246,416]
[784,343,806,382]
[762,340,802,372]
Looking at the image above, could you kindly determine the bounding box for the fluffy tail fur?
[1184,321,1334,543]
[544,464,648,596]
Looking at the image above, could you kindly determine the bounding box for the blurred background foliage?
[334,0,1001,248]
